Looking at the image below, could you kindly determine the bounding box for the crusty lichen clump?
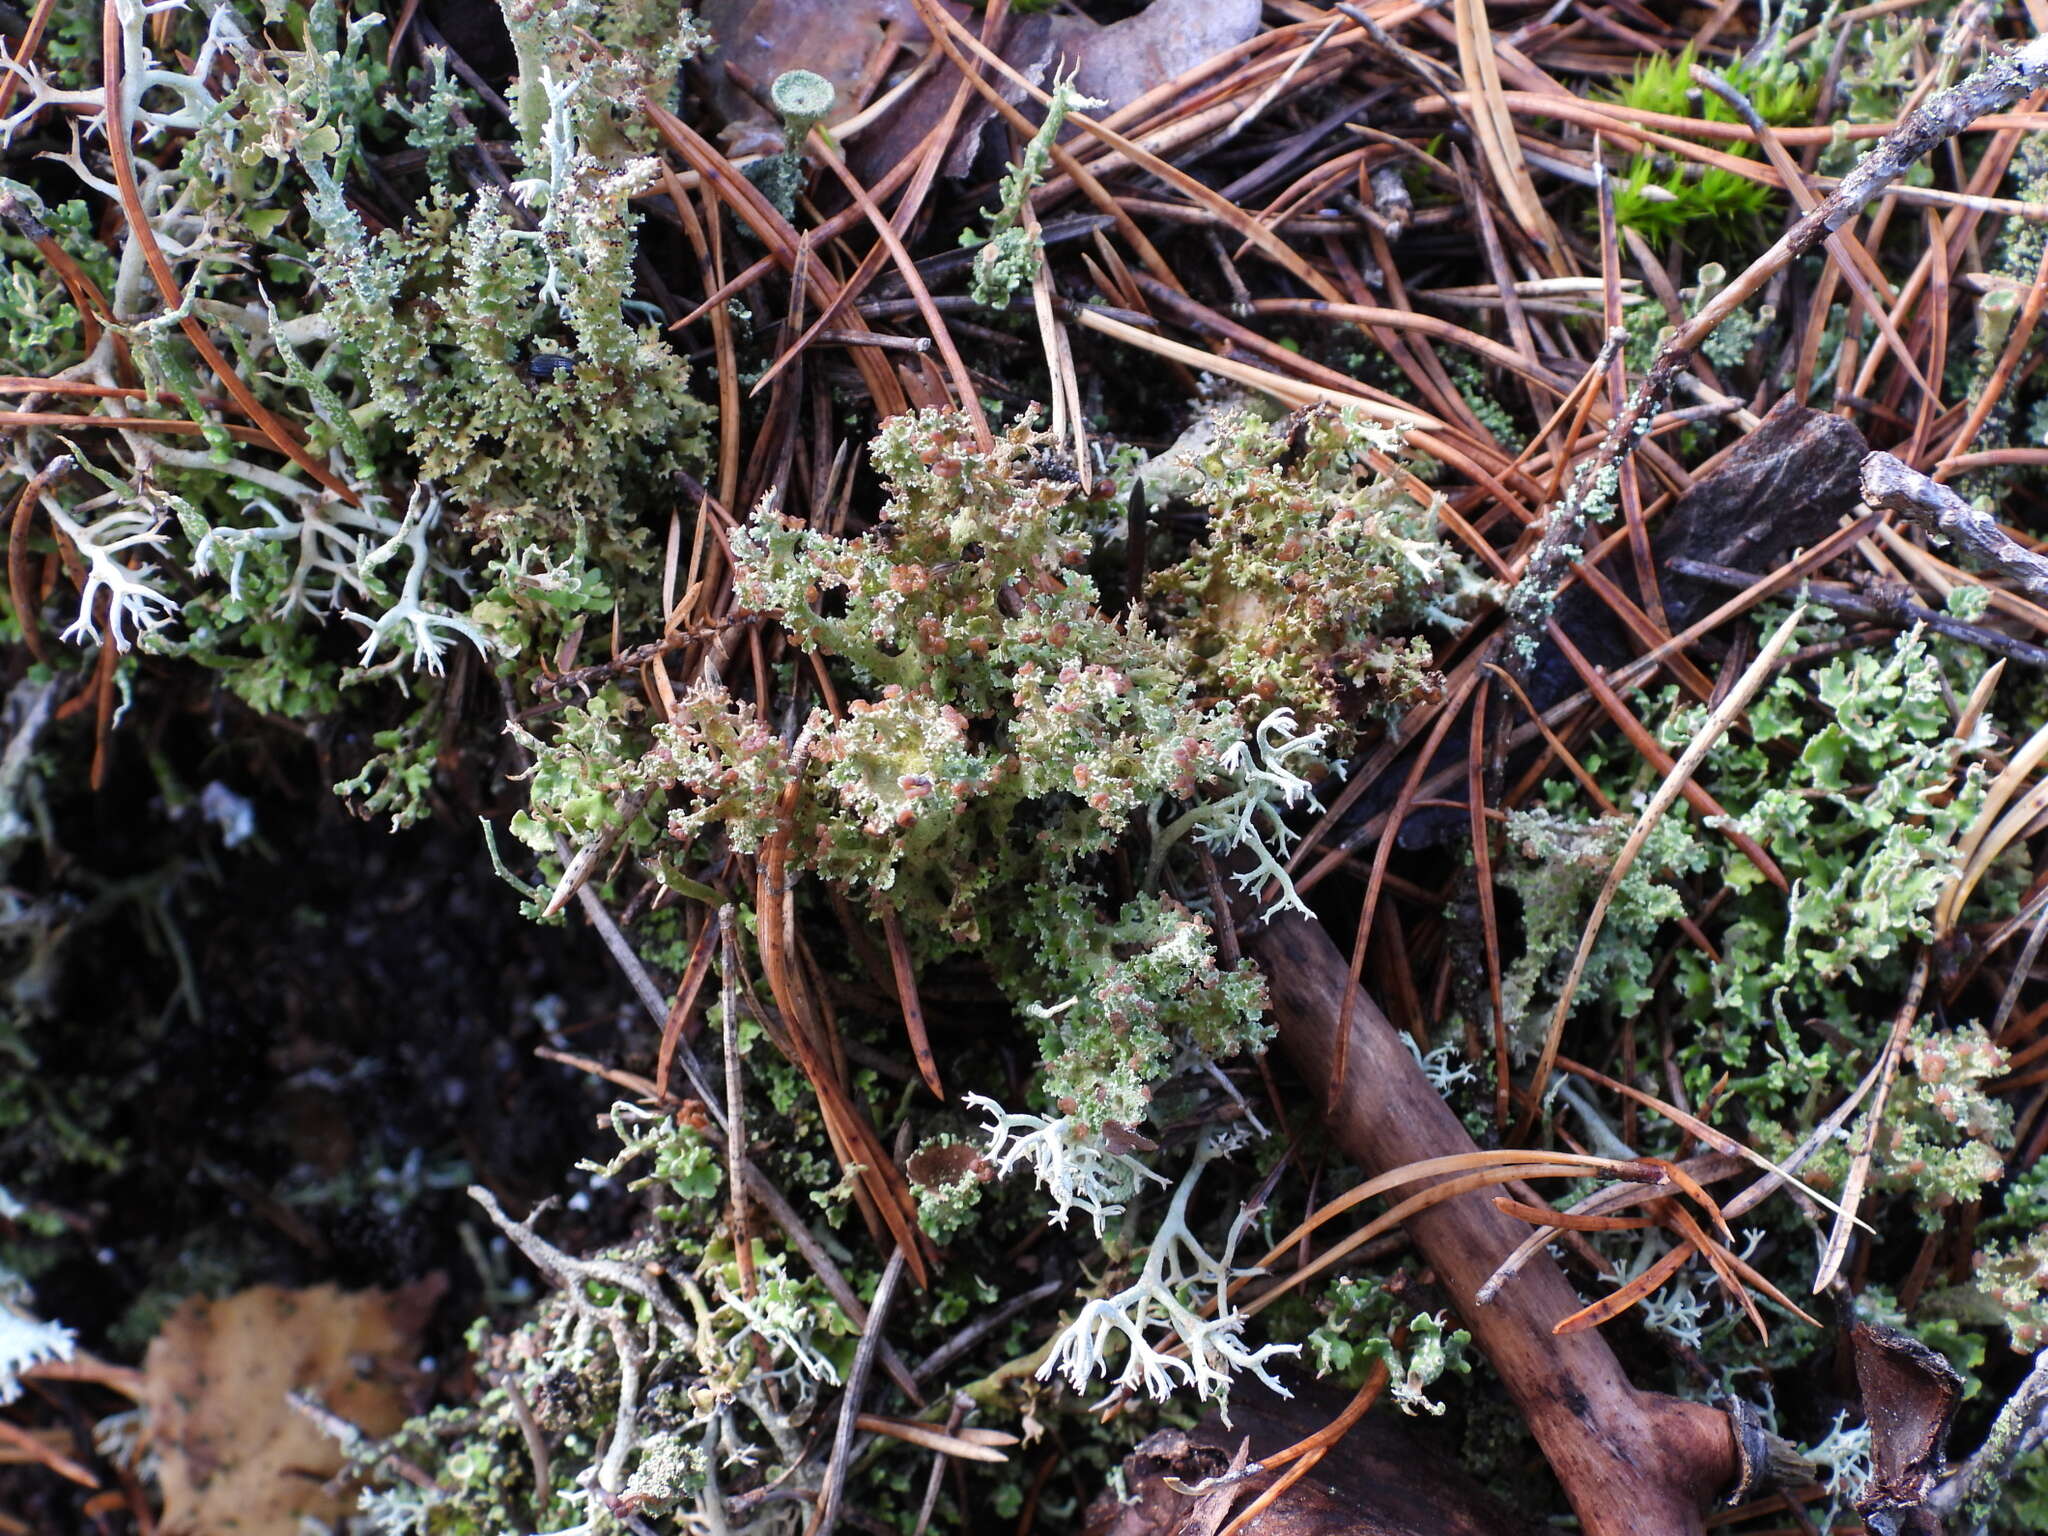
[511,407,1273,1127]
[288,2,712,555]
[1149,403,1493,743]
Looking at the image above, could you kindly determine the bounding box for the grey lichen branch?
[468,1184,691,1496]
[1860,450,2048,606]
[1502,328,1625,672]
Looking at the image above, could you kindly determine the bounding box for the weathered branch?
[1860,451,2048,606]
[1932,1347,2048,1532]
[1667,555,2048,669]
[1245,913,1738,1536]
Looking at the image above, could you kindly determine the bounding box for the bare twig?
[1667,556,2048,669]
[1932,1348,2048,1530]
[1861,450,2048,605]
[812,1245,908,1536]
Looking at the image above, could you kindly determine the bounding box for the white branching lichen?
[45,495,178,651]
[1035,1132,1297,1409]
[1149,706,1333,918]
[966,1093,1165,1236]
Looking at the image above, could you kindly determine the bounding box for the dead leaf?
[702,0,950,159]
[144,1277,443,1536]
[1084,1377,1544,1536]
[837,0,1263,187]
[1066,0,1262,115]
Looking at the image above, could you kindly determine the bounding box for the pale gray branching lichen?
[0,1303,75,1407]
[1035,1132,1297,1410]
[1148,705,1333,918]
[965,1093,1167,1237]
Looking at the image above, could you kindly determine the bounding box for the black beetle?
[523,353,577,382]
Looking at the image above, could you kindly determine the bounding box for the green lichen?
[963,72,1102,309]
[283,8,711,555]
[515,408,1275,1125]
[1497,805,1709,1058]
[1148,404,1491,743]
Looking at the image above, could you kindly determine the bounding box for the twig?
[1931,1348,2048,1530]
[1248,914,1739,1536]
[469,1185,692,1494]
[1216,1359,1389,1535]
[0,1415,97,1488]
[910,1396,970,1536]
[912,1275,1067,1385]
[286,1391,439,1492]
[1861,451,2048,605]
[559,840,726,1118]
[488,1369,553,1518]
[812,1245,907,1536]
[1667,556,2048,669]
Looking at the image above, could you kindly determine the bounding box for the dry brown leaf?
[843,0,1261,186]
[1065,0,1262,115]
[1850,1319,1963,1529]
[701,0,946,158]
[144,1277,443,1536]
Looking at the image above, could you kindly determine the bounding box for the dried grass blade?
[1700,1227,1821,1330]
[5,453,69,666]
[1941,712,2048,933]
[1331,665,1478,1110]
[1253,1151,1660,1275]
[1451,0,1565,272]
[876,895,943,1100]
[756,799,931,1287]
[1072,308,1441,431]
[1668,1202,1769,1344]
[1557,1056,1857,1225]
[908,0,1345,303]
[1541,622,1787,889]
[1652,1156,1733,1245]
[855,1415,1014,1463]
[1813,951,1930,1292]
[808,135,989,448]
[1246,1165,1621,1319]
[0,1416,98,1489]
[655,912,722,1102]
